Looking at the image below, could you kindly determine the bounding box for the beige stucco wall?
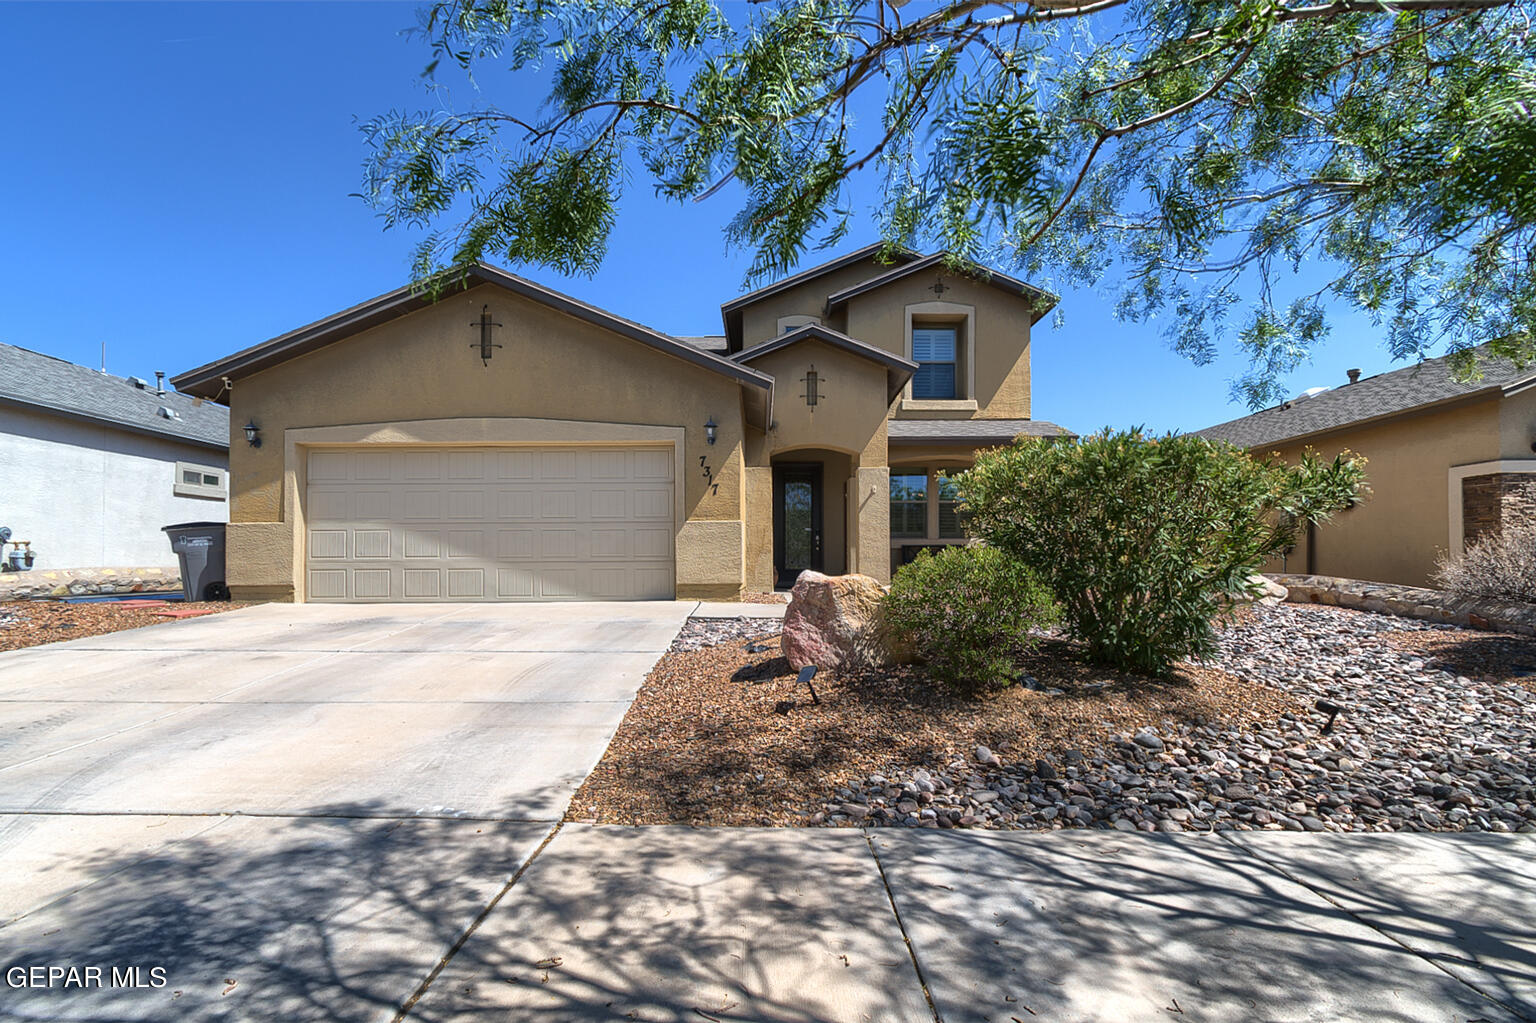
[737,256,899,349]
[739,339,894,588]
[1262,397,1502,587]
[841,274,1032,419]
[225,283,749,601]
[1498,386,1536,458]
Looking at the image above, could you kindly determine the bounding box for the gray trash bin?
[162,521,229,602]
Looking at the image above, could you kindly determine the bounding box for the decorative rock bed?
[816,601,1536,834]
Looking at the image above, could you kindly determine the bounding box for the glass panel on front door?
[782,480,815,571]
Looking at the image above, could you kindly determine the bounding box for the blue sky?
[3,1,1399,434]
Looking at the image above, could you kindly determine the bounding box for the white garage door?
[304,446,675,602]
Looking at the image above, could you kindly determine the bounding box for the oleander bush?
[1434,518,1536,604]
[883,545,1057,694]
[957,429,1367,674]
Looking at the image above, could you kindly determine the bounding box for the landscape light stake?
[797,664,820,705]
[1314,698,1344,735]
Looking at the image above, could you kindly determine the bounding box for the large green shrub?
[883,545,1057,693]
[957,429,1367,674]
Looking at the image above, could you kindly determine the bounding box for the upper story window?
[911,327,957,399]
[890,473,927,538]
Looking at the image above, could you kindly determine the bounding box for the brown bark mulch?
[0,600,256,652]
[569,635,1305,827]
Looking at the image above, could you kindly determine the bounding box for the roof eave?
[173,263,775,400]
[1215,384,1508,452]
[733,324,918,403]
[823,254,1059,324]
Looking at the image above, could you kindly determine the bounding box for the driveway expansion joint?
[392,820,565,1022]
[863,831,945,1023]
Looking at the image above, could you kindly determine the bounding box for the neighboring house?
[0,343,230,571]
[170,245,1070,603]
[1196,344,1536,587]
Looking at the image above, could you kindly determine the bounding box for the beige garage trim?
[284,419,686,602]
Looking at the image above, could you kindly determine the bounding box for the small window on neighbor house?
[912,327,957,399]
[174,461,226,501]
[890,474,927,538]
[937,473,965,538]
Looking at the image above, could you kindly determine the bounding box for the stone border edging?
[1268,573,1536,637]
[0,567,182,601]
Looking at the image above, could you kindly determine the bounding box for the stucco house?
[1196,344,1536,587]
[170,245,1069,603]
[0,342,230,575]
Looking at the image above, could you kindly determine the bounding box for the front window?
[937,473,965,538]
[890,474,927,538]
[911,327,957,399]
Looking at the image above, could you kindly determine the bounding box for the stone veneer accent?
[1462,472,1536,545]
[1270,573,1536,637]
[0,567,181,601]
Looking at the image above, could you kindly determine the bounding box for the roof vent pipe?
[1347,368,1361,384]
[155,371,165,396]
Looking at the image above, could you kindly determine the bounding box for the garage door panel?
[354,530,392,559]
[309,530,348,559]
[405,452,442,479]
[306,445,674,602]
[404,530,441,558]
[353,570,391,598]
[404,569,440,598]
[447,530,485,558]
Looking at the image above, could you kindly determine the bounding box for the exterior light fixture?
[704,417,718,445]
[243,421,262,448]
[801,364,824,409]
[470,304,503,365]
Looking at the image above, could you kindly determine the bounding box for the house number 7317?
[699,456,718,496]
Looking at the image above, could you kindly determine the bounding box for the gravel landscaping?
[572,602,1536,834]
[0,599,255,652]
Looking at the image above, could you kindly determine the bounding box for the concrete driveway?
[0,601,692,1021]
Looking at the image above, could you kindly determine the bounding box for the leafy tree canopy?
[361,0,1536,406]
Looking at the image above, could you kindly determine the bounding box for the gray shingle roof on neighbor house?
[0,342,229,450]
[888,418,1074,443]
[1194,344,1536,450]
[677,335,729,354]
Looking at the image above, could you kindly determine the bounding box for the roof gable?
[0,343,228,450]
[172,263,773,403]
[733,323,917,403]
[825,252,1057,323]
[719,243,921,350]
[1194,344,1536,449]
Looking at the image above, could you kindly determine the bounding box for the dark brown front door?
[773,463,823,588]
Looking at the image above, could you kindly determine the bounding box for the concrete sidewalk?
[404,827,1533,1023]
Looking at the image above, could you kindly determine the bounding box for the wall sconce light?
[801,364,824,409]
[470,304,503,365]
[243,421,262,448]
[704,417,718,445]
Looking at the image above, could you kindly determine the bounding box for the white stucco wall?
[0,405,229,570]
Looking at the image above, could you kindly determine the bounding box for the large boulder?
[781,570,898,671]
[1228,573,1288,606]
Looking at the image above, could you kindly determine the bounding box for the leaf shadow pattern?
[402,824,934,1023]
[871,828,1536,1023]
[0,798,561,1023]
